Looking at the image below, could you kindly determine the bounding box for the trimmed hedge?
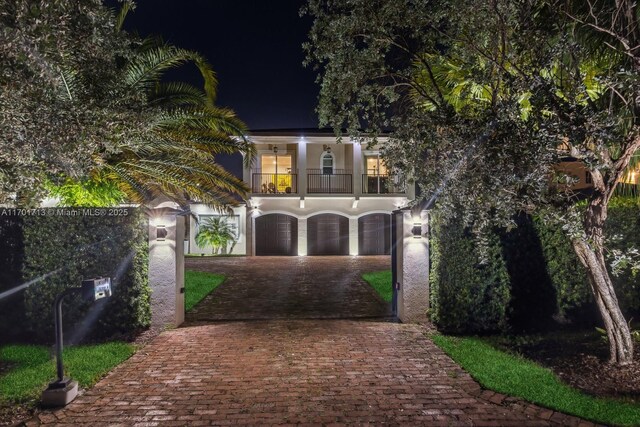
[0,208,150,344]
[430,198,640,334]
[429,215,511,334]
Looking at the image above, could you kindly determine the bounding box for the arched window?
[321,152,334,175]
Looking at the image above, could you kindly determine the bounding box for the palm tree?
[49,4,255,209]
[195,217,237,255]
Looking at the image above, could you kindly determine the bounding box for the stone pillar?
[246,206,254,256]
[394,209,429,323]
[349,217,358,255]
[148,201,185,330]
[298,217,307,256]
[298,138,307,197]
[353,141,362,196]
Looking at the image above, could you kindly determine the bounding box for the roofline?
[247,128,390,138]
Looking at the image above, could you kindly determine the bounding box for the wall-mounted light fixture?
[156,225,167,241]
[412,222,422,238]
[273,145,278,154]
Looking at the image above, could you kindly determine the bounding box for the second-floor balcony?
[362,174,405,194]
[252,170,298,194]
[307,169,352,194]
[250,169,406,195]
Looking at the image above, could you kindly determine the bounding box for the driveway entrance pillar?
[148,198,185,330]
[392,207,429,323]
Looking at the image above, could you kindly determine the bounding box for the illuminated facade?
[188,131,413,256]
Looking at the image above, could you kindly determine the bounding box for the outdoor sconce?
[156,225,167,241]
[412,222,422,238]
[273,146,278,154]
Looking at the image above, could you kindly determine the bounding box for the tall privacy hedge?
[429,215,511,333]
[430,198,640,334]
[0,208,150,344]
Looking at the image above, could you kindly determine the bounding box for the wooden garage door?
[358,213,391,255]
[255,214,298,256]
[307,214,349,255]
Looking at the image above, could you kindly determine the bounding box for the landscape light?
[41,278,112,407]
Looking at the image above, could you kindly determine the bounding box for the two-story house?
[187,130,413,256]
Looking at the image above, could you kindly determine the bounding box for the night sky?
[114,0,320,177]
[119,0,319,130]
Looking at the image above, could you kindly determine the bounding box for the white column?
[396,210,429,323]
[242,153,251,192]
[298,217,307,256]
[148,202,185,330]
[349,217,358,255]
[353,141,362,196]
[298,139,307,197]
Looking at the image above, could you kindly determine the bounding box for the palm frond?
[149,82,209,107]
[115,1,135,32]
[124,43,218,103]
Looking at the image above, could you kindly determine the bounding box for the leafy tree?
[1,0,254,208]
[93,36,254,208]
[304,0,640,364]
[0,0,142,205]
[195,217,237,255]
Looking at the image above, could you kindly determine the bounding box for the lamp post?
[41,278,112,407]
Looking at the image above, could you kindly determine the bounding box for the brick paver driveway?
[30,257,591,426]
[185,256,393,321]
[32,320,589,426]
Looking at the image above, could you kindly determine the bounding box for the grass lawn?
[362,270,393,302]
[184,270,225,312]
[0,342,135,404]
[433,334,640,426]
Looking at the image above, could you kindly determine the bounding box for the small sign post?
[41,278,112,407]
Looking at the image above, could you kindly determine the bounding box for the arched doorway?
[255,214,298,255]
[307,214,349,255]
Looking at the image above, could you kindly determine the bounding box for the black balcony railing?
[307,169,353,193]
[362,174,405,194]
[251,172,298,194]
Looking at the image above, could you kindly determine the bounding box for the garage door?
[307,214,349,255]
[255,214,298,255]
[358,213,391,255]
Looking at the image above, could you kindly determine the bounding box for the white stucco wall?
[396,210,429,323]
[188,204,247,255]
[148,211,185,329]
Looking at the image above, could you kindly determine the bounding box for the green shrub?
[0,208,150,344]
[429,214,511,334]
[605,197,640,316]
[532,216,593,322]
[0,215,27,343]
[429,197,640,334]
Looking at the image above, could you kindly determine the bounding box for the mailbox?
[42,276,113,407]
[81,277,112,302]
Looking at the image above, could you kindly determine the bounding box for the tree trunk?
[571,200,634,365]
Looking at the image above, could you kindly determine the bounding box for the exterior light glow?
[156,225,167,241]
[412,222,422,238]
